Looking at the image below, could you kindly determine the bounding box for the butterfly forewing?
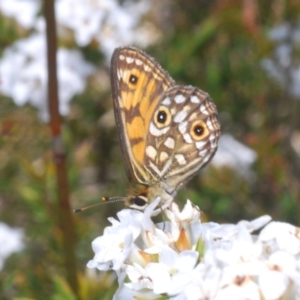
[110,47,175,184]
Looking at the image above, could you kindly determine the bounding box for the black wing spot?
[190,120,208,140]
[157,110,167,124]
[154,106,171,128]
[193,124,204,136]
[129,74,138,84]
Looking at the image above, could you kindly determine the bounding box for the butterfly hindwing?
[144,86,220,189]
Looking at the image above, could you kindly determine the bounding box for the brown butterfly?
[110,46,220,210]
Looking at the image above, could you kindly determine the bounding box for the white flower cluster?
[0,0,153,120]
[87,198,300,300]
[0,0,151,57]
[0,32,95,121]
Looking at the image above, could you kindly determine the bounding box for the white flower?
[211,134,257,180]
[259,221,300,255]
[0,222,24,271]
[268,23,291,41]
[126,262,171,294]
[142,227,174,254]
[216,276,261,300]
[109,209,143,240]
[160,247,198,295]
[159,200,202,251]
[182,265,222,300]
[238,215,272,233]
[113,283,159,300]
[214,224,262,267]
[0,0,40,29]
[87,209,142,271]
[87,226,134,271]
[262,22,300,98]
[166,199,200,226]
[125,246,198,295]
[134,199,174,254]
[259,251,297,300]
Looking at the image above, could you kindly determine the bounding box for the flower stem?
[44,0,79,296]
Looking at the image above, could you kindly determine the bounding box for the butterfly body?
[110,47,220,210]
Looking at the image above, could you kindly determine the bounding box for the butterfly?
[109,46,220,210]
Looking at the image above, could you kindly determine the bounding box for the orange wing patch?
[121,69,167,168]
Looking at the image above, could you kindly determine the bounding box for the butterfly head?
[125,183,175,210]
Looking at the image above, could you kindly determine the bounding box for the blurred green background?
[0,0,300,299]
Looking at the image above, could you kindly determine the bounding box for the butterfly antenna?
[73,196,127,213]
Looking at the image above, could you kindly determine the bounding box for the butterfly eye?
[154,106,171,128]
[129,74,138,84]
[190,120,208,140]
[128,195,148,210]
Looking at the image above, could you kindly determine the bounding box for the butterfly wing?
[144,85,220,191]
[110,47,175,184]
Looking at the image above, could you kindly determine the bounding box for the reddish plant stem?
[44,0,79,295]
